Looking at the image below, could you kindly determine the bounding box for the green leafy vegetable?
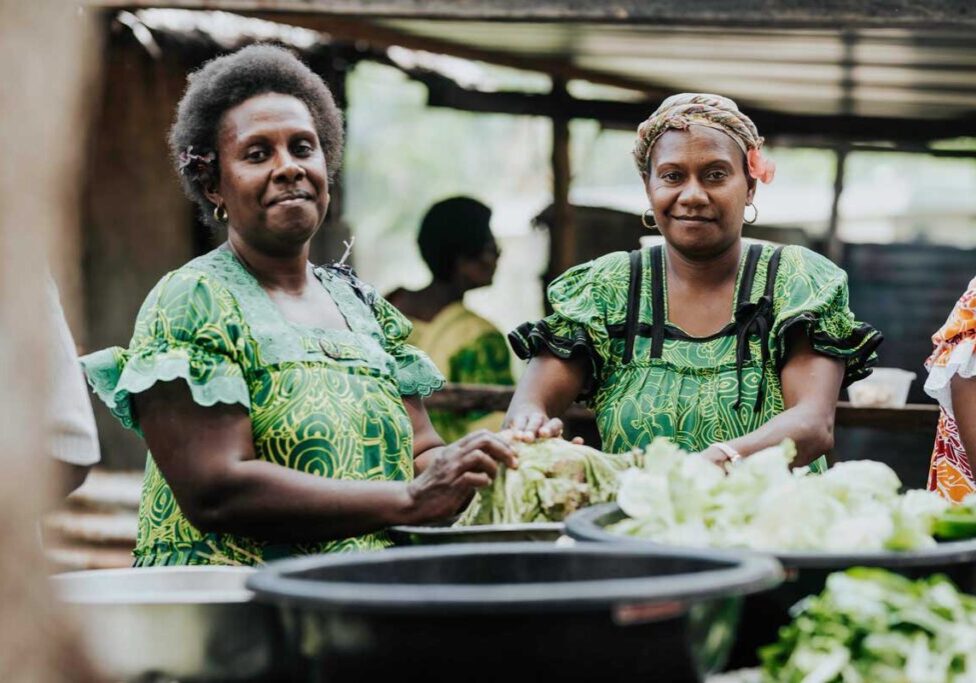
[760,568,976,683]
[455,438,640,525]
[610,438,954,552]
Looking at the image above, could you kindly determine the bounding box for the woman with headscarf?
[388,196,513,443]
[925,276,976,501]
[506,93,882,469]
[81,45,516,566]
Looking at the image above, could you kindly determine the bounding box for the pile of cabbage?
[456,438,640,525]
[610,438,954,552]
[761,568,976,682]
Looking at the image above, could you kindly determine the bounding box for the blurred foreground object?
[0,0,99,679]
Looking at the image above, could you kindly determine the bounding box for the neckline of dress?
[658,242,752,341]
[217,243,356,336]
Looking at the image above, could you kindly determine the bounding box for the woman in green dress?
[506,93,881,469]
[387,196,514,443]
[82,45,516,566]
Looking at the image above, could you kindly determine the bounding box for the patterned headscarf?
[634,93,775,184]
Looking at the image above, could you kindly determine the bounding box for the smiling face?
[205,93,329,255]
[646,125,755,259]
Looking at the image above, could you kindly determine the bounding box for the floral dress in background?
[926,276,976,502]
[81,245,444,566]
[404,301,514,443]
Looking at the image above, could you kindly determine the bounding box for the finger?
[457,449,499,479]
[470,432,519,469]
[538,418,564,438]
[454,429,488,449]
[571,437,584,445]
[458,471,492,489]
[497,428,516,444]
[522,413,545,440]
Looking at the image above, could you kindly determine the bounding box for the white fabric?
[45,279,100,465]
[924,337,976,421]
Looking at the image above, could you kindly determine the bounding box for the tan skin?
[953,375,976,473]
[388,240,500,323]
[506,125,844,468]
[133,93,516,542]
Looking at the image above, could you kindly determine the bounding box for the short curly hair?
[169,44,344,229]
[418,197,494,281]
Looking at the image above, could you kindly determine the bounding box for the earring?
[744,203,758,225]
[213,203,229,224]
[641,209,657,230]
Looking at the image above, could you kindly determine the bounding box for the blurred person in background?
[506,93,881,469]
[81,45,515,567]
[387,196,514,442]
[925,276,976,501]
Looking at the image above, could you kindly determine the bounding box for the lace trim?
[508,319,599,398]
[925,338,976,420]
[395,352,446,398]
[775,312,883,387]
[81,345,250,433]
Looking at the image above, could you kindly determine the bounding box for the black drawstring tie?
[733,294,773,413]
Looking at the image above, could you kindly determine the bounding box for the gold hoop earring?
[744,203,758,225]
[641,209,657,230]
[213,203,229,224]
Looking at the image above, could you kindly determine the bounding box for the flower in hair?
[177,145,216,181]
[747,148,776,184]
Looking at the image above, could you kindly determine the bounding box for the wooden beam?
[240,12,675,98]
[416,71,976,142]
[549,77,575,280]
[423,384,941,432]
[95,1,976,30]
[826,146,848,264]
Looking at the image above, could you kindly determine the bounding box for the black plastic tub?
[567,503,976,669]
[247,542,781,683]
[388,521,564,545]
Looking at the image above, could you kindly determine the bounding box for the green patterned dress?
[82,245,444,566]
[403,302,514,443]
[510,242,882,455]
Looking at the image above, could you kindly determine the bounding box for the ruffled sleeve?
[924,276,976,418]
[80,270,250,434]
[509,251,629,391]
[371,294,446,398]
[770,246,882,387]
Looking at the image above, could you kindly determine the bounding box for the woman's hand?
[404,430,518,523]
[504,351,588,443]
[506,409,566,442]
[698,445,733,472]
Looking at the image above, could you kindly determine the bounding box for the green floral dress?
[82,245,444,566]
[510,242,882,455]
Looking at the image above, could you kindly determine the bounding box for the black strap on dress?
[622,249,644,364]
[732,245,784,412]
[649,245,666,359]
[620,244,782,412]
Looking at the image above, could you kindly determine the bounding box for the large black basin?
[247,542,781,682]
[567,503,976,669]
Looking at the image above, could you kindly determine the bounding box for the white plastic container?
[847,367,917,408]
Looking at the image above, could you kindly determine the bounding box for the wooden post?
[826,145,848,264]
[547,77,575,289]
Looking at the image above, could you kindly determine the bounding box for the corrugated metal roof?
[375,21,976,120]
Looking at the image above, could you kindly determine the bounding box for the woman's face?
[205,93,330,255]
[646,125,755,259]
[456,238,500,290]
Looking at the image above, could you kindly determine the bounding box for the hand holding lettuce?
[455,438,640,525]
